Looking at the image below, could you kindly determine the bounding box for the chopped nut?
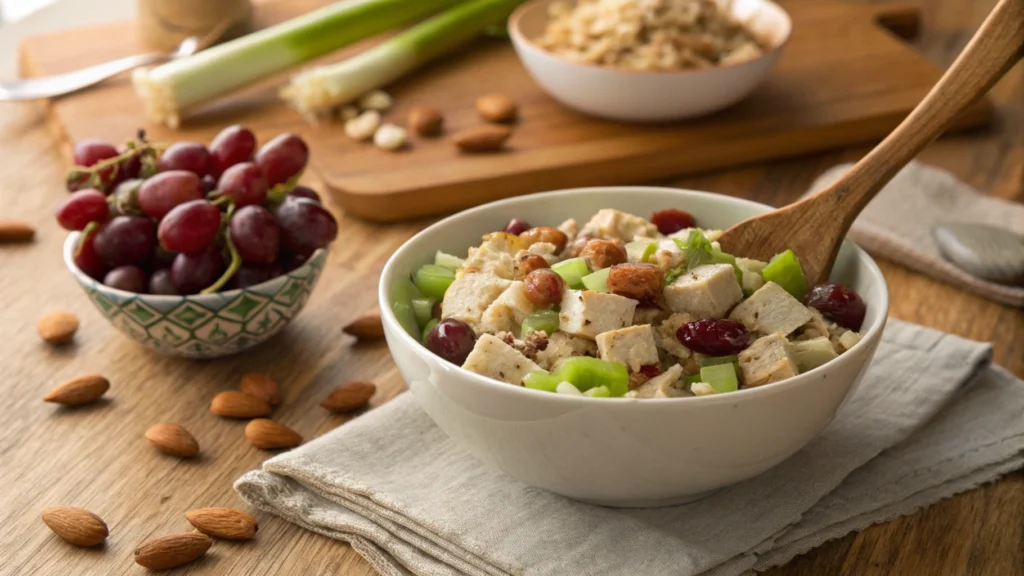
[358,90,393,111]
[476,93,517,123]
[453,125,511,153]
[373,124,408,151]
[345,110,382,141]
[408,105,444,136]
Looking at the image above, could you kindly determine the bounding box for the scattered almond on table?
[245,418,303,450]
[0,220,35,243]
[358,89,393,112]
[44,374,109,406]
[185,507,258,540]
[41,507,108,547]
[37,311,79,344]
[374,124,408,151]
[239,373,282,406]
[343,310,385,340]
[210,390,272,419]
[345,110,382,141]
[407,105,444,137]
[453,125,512,153]
[145,423,200,458]
[134,533,212,570]
[476,93,517,123]
[321,380,377,413]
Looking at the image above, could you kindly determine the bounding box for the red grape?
[148,269,179,295]
[138,170,203,219]
[104,265,147,293]
[230,263,283,289]
[502,218,531,235]
[652,209,697,235]
[93,215,156,267]
[152,246,176,270]
[73,138,119,189]
[275,197,337,257]
[171,246,225,294]
[229,205,279,263]
[676,319,750,356]
[256,133,308,187]
[288,185,321,203]
[56,189,108,231]
[280,252,308,272]
[426,318,476,365]
[158,200,222,254]
[73,226,109,280]
[806,284,866,331]
[119,154,142,181]
[638,364,661,378]
[200,174,217,193]
[158,141,213,176]
[210,125,256,176]
[216,162,268,207]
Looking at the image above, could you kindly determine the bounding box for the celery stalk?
[133,0,466,127]
[282,0,522,119]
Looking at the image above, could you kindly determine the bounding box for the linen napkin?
[808,161,1024,308]
[236,320,1024,576]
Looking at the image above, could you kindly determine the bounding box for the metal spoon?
[0,22,230,101]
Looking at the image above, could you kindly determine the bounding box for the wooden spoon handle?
[825,0,1023,224]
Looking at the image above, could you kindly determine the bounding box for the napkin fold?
[236,320,1024,576]
[808,162,1024,308]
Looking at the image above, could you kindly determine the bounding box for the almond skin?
[408,105,444,136]
[210,390,271,419]
[44,374,109,405]
[245,419,303,450]
[321,381,376,413]
[476,93,517,123]
[239,373,281,406]
[41,507,108,546]
[0,220,35,243]
[37,311,79,344]
[453,125,511,153]
[343,311,384,340]
[185,508,258,540]
[145,423,199,458]
[134,533,212,570]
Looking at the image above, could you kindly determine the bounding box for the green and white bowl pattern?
[63,233,327,359]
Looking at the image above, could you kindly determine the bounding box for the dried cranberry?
[676,319,750,356]
[502,218,531,236]
[426,318,477,366]
[805,283,866,331]
[652,209,697,235]
[638,364,661,378]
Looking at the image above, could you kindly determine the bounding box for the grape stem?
[201,235,242,294]
[75,221,100,257]
[65,137,166,192]
[266,172,303,204]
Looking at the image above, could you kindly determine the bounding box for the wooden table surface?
[1,0,1021,574]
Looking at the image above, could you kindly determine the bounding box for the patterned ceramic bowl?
[63,233,328,359]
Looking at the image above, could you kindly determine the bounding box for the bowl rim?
[508,0,794,77]
[62,231,327,302]
[379,186,890,407]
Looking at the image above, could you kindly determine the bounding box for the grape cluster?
[56,126,337,295]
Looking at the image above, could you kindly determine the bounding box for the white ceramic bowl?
[509,0,792,122]
[379,187,888,507]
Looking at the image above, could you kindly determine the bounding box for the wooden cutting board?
[19,0,991,222]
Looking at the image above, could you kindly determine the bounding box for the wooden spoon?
[717,0,1024,286]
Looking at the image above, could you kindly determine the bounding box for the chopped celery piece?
[551,257,591,290]
[555,381,583,395]
[552,356,629,397]
[420,318,439,346]
[700,363,739,393]
[791,337,839,372]
[762,250,807,301]
[521,309,560,337]
[391,277,423,338]
[741,270,765,297]
[412,297,436,327]
[700,355,738,367]
[710,249,736,266]
[736,257,768,274]
[524,370,560,393]
[581,267,611,292]
[584,385,611,398]
[413,264,456,300]
[434,250,465,270]
[641,242,658,263]
[625,241,655,262]
[684,373,703,385]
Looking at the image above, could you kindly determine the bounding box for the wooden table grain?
[0,0,1021,574]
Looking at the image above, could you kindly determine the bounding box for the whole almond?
[210,390,271,419]
[145,423,199,458]
[321,381,376,413]
[185,507,258,540]
[453,125,512,153]
[343,311,384,340]
[44,374,109,405]
[476,93,517,123]
[407,105,444,136]
[37,311,79,344]
[41,506,108,546]
[134,533,212,570]
[240,373,281,406]
[244,419,303,450]
[0,220,35,243]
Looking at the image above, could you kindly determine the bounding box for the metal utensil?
[0,22,230,101]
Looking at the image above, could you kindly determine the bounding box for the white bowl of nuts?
[509,0,792,122]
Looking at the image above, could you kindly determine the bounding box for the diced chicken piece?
[837,330,863,352]
[462,232,524,279]
[650,239,685,271]
[663,264,743,319]
[728,282,813,336]
[526,241,559,264]
[557,218,578,249]
[441,273,512,333]
[632,306,669,326]
[794,308,832,341]
[668,228,723,242]
[579,209,658,242]
[596,324,659,371]
[691,382,718,396]
[738,333,800,388]
[654,312,694,360]
[535,331,597,371]
[627,364,686,398]
[479,281,537,334]
[461,334,541,386]
[559,289,637,339]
